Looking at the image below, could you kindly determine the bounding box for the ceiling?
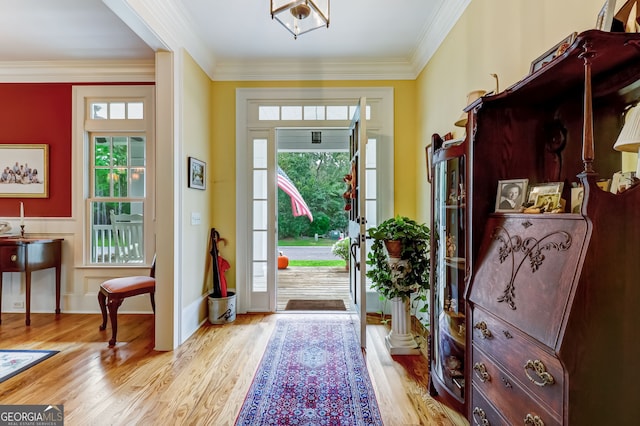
[0,0,469,80]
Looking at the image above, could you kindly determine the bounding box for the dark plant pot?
[384,240,403,258]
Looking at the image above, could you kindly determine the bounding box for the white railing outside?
[92,224,116,264]
[91,223,145,264]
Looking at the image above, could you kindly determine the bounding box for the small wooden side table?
[0,237,63,325]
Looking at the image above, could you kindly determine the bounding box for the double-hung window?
[78,86,154,265]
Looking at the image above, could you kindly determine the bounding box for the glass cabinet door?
[431,153,466,403]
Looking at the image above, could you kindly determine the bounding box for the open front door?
[348,97,367,348]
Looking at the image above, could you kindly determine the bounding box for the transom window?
[90,101,144,120]
[258,104,371,121]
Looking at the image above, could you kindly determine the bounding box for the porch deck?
[276,266,354,311]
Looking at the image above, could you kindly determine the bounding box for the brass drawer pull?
[524,359,555,387]
[502,330,513,339]
[11,254,18,262]
[473,362,491,382]
[474,321,493,339]
[472,407,490,426]
[524,413,545,425]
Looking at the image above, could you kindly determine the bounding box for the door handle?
[350,237,360,270]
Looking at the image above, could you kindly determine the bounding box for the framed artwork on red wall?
[0,144,49,198]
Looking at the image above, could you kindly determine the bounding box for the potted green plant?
[366,216,430,301]
[366,216,430,354]
[331,236,350,270]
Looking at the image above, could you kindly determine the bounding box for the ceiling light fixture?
[271,0,330,40]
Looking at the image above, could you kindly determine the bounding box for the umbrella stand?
[208,228,236,324]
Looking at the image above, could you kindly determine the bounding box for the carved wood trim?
[490,225,572,310]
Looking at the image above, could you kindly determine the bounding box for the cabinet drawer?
[472,347,560,426]
[471,307,564,415]
[470,387,509,426]
[0,246,25,271]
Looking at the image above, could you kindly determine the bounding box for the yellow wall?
[416,0,611,225]
[208,0,627,288]
[182,51,213,309]
[211,80,417,283]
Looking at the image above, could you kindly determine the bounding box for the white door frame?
[235,87,394,313]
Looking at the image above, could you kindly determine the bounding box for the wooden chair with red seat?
[98,256,156,346]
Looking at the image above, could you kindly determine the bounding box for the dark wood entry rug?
[285,299,346,311]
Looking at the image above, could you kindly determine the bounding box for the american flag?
[277,166,313,222]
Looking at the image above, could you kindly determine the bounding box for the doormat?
[235,318,382,425]
[0,350,58,383]
[285,299,346,311]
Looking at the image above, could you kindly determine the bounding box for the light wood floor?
[0,311,468,426]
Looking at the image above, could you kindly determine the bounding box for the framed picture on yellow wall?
[188,157,206,190]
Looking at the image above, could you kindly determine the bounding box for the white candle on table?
[20,202,24,226]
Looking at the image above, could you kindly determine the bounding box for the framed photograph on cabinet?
[495,179,528,212]
[610,171,636,194]
[571,186,584,213]
[0,144,49,198]
[529,32,577,74]
[535,193,562,211]
[526,182,564,205]
[188,157,206,190]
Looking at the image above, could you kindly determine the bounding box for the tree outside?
[278,152,349,239]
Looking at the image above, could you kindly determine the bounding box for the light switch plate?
[191,212,201,225]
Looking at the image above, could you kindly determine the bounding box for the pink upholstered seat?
[101,276,155,294]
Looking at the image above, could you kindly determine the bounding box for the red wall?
[0,82,153,219]
[0,83,72,217]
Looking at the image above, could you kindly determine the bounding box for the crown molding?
[411,0,471,76]
[106,0,216,80]
[0,60,155,83]
[211,59,416,81]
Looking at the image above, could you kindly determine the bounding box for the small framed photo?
[529,32,578,74]
[526,182,564,205]
[535,193,561,211]
[610,171,636,194]
[188,157,206,190]
[495,179,528,212]
[571,186,584,213]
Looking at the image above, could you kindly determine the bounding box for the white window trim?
[72,85,156,267]
[235,87,394,314]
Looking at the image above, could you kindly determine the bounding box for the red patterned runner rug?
[235,317,383,425]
